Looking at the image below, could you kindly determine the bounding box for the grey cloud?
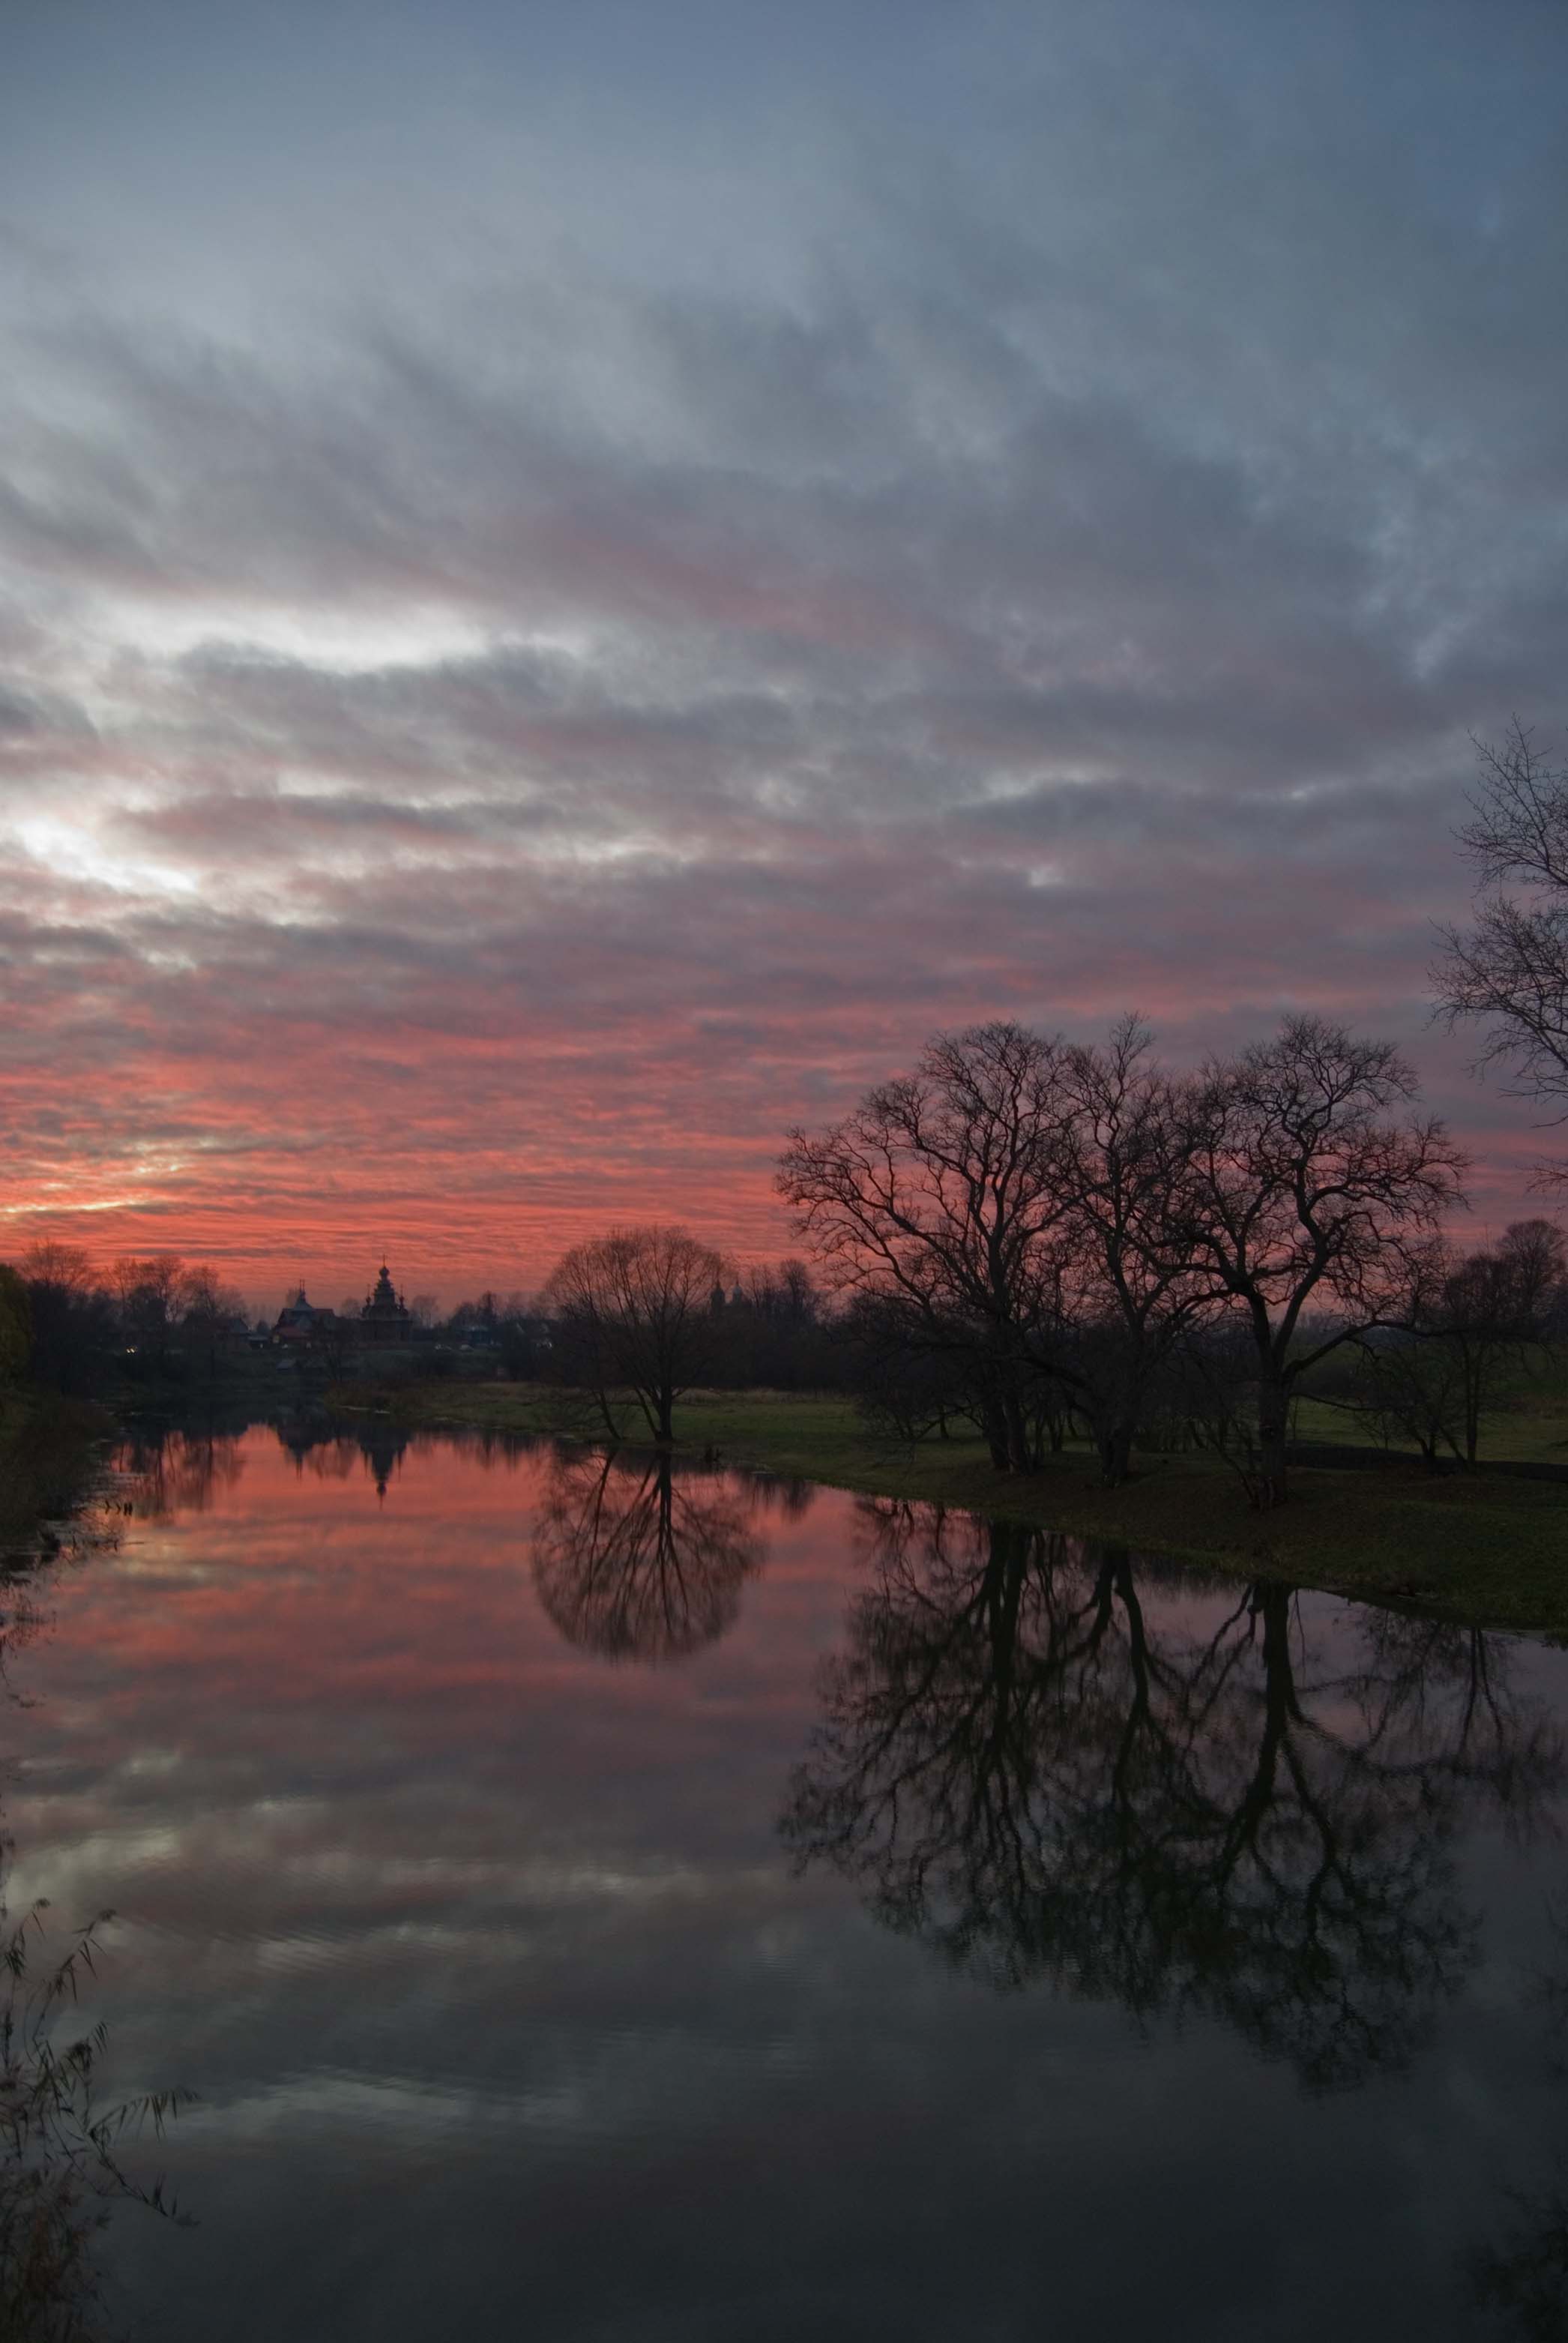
[1,0,1566,1260]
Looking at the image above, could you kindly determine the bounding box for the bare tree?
[776,1259,818,1322]
[541,1224,729,1444]
[1322,1219,1566,1470]
[111,1255,187,1374]
[778,1022,1077,1472]
[1057,1017,1216,1485]
[16,1246,114,1395]
[177,1265,246,1380]
[19,1243,94,1293]
[1175,1017,1467,1509]
[1435,722,1568,1155]
[1439,1218,1567,1464]
[1334,1239,1471,1469]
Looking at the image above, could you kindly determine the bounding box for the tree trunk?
[1002,1381,1034,1473]
[1255,1368,1289,1509]
[1098,1420,1135,1488]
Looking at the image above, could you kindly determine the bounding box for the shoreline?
[334,1381,1568,1642]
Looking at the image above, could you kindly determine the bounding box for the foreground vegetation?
[353,1380,1568,1640]
[0,1395,110,1562]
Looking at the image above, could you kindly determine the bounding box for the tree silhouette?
[114,1425,247,1520]
[1435,721,1568,1166]
[783,1503,1561,2090]
[531,1450,765,1662]
[541,1226,730,1445]
[1471,2183,1568,2339]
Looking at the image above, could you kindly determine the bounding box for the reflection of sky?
[5,1428,1568,2339]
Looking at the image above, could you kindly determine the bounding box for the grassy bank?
[343,1380,1568,1639]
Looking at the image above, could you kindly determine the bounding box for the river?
[3,1416,1566,2339]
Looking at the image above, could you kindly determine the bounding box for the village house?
[270,1263,414,1353]
[271,1289,334,1347]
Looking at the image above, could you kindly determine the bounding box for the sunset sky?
[4,0,1567,1305]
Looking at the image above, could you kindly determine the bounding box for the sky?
[2,0,1567,1305]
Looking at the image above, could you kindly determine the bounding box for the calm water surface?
[7,1419,1568,2339]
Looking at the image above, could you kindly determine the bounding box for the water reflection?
[783,1502,1564,2090]
[1471,2182,1568,2336]
[0,1447,187,2342]
[16,1421,1568,2337]
[531,1449,766,1661]
[0,1403,108,1568]
[117,1423,248,1519]
[276,1415,411,1497]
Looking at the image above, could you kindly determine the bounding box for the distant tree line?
[1,1245,253,1397]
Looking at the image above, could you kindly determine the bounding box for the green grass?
[345,1380,1568,1640]
[1292,1377,1568,1465]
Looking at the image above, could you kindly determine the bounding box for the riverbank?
[337,1381,1568,1639]
[0,1392,112,1557]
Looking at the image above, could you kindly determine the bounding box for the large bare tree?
[1057,1017,1216,1485]
[1435,721,1568,1150]
[778,1022,1077,1472]
[541,1224,729,1444]
[1176,1017,1467,1509]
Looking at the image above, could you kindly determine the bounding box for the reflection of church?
[360,1261,413,1347]
[359,1416,410,1497]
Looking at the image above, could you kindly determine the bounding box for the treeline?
[399,1275,836,1390]
[9,1008,1564,1515]
[537,1013,1568,1510]
[1,1245,252,1396]
[774,1012,1565,1507]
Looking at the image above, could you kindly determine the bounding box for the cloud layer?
[3,0,1567,1296]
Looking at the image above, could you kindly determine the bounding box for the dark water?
[5,1419,1568,2339]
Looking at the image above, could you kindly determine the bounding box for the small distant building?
[272,1288,333,1347]
[359,1261,413,1348]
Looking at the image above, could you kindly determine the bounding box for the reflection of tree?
[115,1425,247,1520]
[783,1504,1563,2090]
[531,1452,765,1661]
[1471,2185,1568,2339]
